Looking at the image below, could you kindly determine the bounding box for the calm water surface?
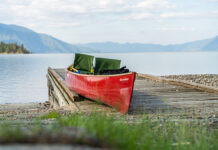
[0,52,218,104]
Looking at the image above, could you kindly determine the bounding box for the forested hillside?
[0,42,30,54]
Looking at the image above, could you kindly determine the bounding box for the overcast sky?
[0,0,218,44]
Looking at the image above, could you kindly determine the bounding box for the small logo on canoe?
[120,78,129,82]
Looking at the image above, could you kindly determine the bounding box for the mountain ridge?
[77,36,218,52]
[0,23,86,53]
[0,23,217,53]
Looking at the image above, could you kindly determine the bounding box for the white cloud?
[160,12,197,18]
[154,27,197,31]
[160,11,218,19]
[201,0,218,2]
[0,0,218,44]
[47,22,81,28]
[1,0,217,25]
[211,11,218,17]
[0,0,174,18]
[133,0,175,9]
[123,13,154,20]
[0,0,176,27]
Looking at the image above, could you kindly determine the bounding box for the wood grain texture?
[47,68,80,111]
[48,67,79,101]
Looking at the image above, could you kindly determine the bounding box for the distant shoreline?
[0,51,31,54]
[1,51,218,55]
[0,53,30,55]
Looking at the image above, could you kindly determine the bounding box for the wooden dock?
[47,68,218,117]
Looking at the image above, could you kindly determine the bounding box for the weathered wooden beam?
[47,77,59,108]
[47,74,69,106]
[48,72,74,105]
[137,73,218,95]
[48,67,79,101]
[47,73,79,112]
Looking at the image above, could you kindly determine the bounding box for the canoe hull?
[65,70,136,114]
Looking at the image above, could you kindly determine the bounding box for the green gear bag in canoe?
[94,57,121,74]
[73,53,94,72]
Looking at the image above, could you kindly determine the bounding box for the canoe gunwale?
[65,69,135,77]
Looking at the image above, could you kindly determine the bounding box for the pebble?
[161,74,218,89]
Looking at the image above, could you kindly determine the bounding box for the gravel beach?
[161,74,218,89]
[0,103,108,150]
[0,103,49,121]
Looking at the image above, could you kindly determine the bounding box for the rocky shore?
[161,74,218,89]
[0,103,49,121]
[0,103,107,150]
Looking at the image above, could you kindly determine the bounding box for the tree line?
[0,42,30,54]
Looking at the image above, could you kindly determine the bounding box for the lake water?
[0,52,218,104]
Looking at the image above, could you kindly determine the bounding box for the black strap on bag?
[99,66,129,75]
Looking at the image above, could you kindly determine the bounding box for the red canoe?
[65,69,136,114]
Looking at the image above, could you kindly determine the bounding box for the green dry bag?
[94,57,121,74]
[73,53,94,72]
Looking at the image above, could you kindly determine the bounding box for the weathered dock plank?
[137,73,218,94]
[47,68,218,116]
[47,67,80,111]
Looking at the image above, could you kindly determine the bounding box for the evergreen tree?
[0,42,30,54]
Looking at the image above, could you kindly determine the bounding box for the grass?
[45,112,218,150]
[0,111,217,150]
[0,123,26,143]
[40,111,61,119]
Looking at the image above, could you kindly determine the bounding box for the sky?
[0,0,218,44]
